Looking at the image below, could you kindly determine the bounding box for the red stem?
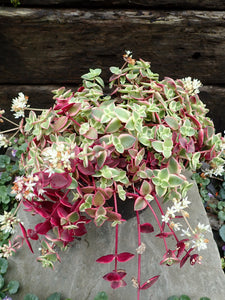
[113,187,119,271]
[152,192,180,242]
[136,211,141,300]
[144,198,168,251]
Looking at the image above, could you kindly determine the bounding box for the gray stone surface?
[5,172,225,300]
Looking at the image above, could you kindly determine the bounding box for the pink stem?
[144,198,168,251]
[152,192,180,242]
[136,211,141,300]
[113,188,119,271]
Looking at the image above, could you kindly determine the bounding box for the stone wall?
[0,1,225,132]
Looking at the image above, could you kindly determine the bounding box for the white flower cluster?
[11,174,39,201]
[0,211,20,234]
[162,197,210,251]
[182,77,202,96]
[181,223,210,251]
[11,92,30,118]
[161,196,191,228]
[42,142,76,174]
[204,165,224,177]
[0,133,10,148]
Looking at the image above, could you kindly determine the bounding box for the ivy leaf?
[219,224,225,242]
[0,274,4,289]
[179,296,191,300]
[46,293,61,300]
[24,294,39,300]
[94,291,108,300]
[7,280,20,294]
[0,258,8,274]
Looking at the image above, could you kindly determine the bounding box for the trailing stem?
[136,210,141,300]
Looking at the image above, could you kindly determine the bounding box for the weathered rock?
[5,172,225,299]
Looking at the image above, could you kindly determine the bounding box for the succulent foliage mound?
[0,54,224,298]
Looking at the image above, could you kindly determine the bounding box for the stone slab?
[5,172,225,300]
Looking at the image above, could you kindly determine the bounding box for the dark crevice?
[192,52,201,59]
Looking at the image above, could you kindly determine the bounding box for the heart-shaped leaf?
[134,197,147,211]
[93,191,105,207]
[96,254,115,264]
[117,252,135,262]
[140,223,154,233]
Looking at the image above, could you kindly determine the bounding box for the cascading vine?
[0,52,224,299]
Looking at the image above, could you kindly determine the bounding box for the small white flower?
[0,212,19,234]
[0,134,10,148]
[192,236,209,251]
[196,223,210,232]
[166,207,176,218]
[172,201,182,213]
[213,165,224,177]
[170,221,182,231]
[11,92,29,118]
[181,196,191,209]
[162,214,170,223]
[181,228,191,237]
[182,77,202,96]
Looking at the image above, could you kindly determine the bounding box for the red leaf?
[33,207,50,218]
[19,223,34,253]
[59,196,72,208]
[106,210,122,222]
[77,162,95,175]
[60,230,74,242]
[140,275,160,290]
[27,229,39,240]
[96,254,115,264]
[50,173,72,189]
[190,254,199,265]
[155,232,173,238]
[180,248,194,268]
[103,271,121,282]
[57,206,68,218]
[85,208,97,218]
[77,86,84,92]
[117,252,135,262]
[35,220,52,235]
[140,223,154,233]
[176,240,187,258]
[73,223,87,236]
[111,280,127,289]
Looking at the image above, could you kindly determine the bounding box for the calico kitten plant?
[0,53,224,299]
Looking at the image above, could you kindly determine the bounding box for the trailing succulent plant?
[0,52,224,299]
